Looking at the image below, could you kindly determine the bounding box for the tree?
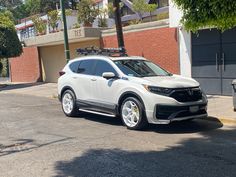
[132,0,147,21]
[0,0,22,9]
[0,13,22,58]
[173,0,236,32]
[77,0,99,26]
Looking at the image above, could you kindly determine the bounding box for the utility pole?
[60,0,70,63]
[113,0,125,49]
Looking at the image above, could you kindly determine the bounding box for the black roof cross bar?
[76,47,128,57]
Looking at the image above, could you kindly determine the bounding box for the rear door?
[72,59,96,101]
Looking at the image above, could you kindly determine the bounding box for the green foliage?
[132,0,158,21]
[77,0,99,26]
[132,0,147,21]
[31,15,46,35]
[48,9,72,31]
[128,19,141,25]
[72,23,80,29]
[48,10,59,31]
[107,2,114,18]
[0,0,22,9]
[173,0,236,32]
[25,0,41,15]
[156,11,169,20]
[0,13,22,58]
[0,58,8,77]
[98,8,108,27]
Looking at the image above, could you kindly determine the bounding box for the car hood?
[131,74,199,88]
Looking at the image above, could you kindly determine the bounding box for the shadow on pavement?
[75,112,223,134]
[77,112,123,126]
[0,82,45,91]
[54,127,236,177]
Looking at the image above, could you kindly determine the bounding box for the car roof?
[69,55,147,63]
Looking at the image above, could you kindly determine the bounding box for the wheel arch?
[118,91,146,115]
[59,86,76,101]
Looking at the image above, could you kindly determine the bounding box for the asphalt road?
[0,93,236,177]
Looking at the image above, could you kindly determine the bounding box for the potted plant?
[31,15,46,35]
[77,0,99,27]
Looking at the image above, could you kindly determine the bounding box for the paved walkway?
[0,82,57,98]
[1,82,236,124]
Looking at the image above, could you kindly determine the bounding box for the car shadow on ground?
[53,125,236,177]
[0,82,45,91]
[75,112,223,134]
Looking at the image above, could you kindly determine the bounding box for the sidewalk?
[0,82,236,125]
[0,82,58,98]
[207,95,236,125]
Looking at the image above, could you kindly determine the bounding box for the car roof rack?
[76,46,128,57]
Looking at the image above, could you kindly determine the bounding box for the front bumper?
[154,103,207,124]
[143,92,208,124]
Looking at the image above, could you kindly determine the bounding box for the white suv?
[58,53,208,130]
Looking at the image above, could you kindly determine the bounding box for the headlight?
[143,85,173,95]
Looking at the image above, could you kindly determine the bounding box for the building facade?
[169,0,236,96]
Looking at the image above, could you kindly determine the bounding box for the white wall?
[169,0,192,78]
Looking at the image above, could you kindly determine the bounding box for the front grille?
[156,104,207,120]
[169,88,202,102]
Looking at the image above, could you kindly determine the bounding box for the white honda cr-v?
[58,52,208,130]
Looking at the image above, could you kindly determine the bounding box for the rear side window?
[69,61,81,73]
[78,59,95,75]
[94,60,117,76]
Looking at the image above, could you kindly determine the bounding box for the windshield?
[114,60,172,77]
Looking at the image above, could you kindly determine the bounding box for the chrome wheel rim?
[62,93,74,114]
[122,100,140,127]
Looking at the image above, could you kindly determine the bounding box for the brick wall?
[10,47,41,82]
[102,27,179,74]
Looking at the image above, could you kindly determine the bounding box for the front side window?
[94,60,117,76]
[114,60,171,77]
[77,60,96,75]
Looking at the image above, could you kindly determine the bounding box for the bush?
[0,59,8,77]
[0,14,22,58]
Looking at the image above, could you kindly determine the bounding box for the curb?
[0,84,7,88]
[206,117,236,126]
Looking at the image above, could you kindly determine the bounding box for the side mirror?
[102,72,116,79]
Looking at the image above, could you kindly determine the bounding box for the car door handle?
[91,78,97,81]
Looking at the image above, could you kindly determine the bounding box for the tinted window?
[69,61,81,73]
[114,60,171,77]
[95,60,117,76]
[78,60,95,75]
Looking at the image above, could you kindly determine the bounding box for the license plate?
[189,106,199,113]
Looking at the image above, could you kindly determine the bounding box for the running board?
[79,109,116,117]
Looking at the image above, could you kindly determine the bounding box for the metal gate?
[192,28,236,95]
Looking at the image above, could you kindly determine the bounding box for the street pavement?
[0,93,236,177]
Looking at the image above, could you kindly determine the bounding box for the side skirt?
[76,99,119,117]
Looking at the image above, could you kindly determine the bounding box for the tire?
[120,97,148,130]
[61,89,78,117]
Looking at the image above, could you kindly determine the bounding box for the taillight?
[59,71,65,76]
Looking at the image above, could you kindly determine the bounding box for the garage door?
[192,28,236,95]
